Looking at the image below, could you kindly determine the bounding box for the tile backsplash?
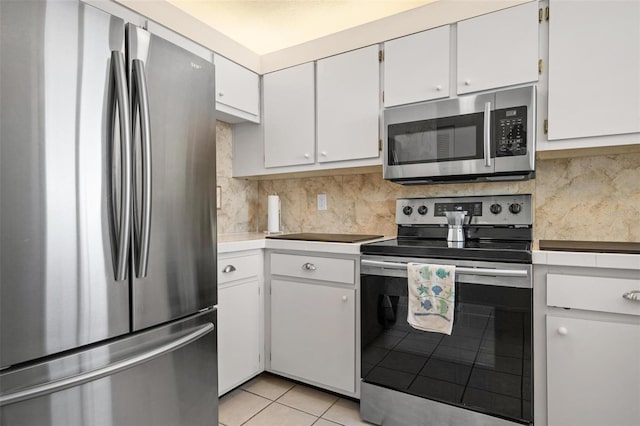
[215,121,259,234]
[257,175,535,238]
[217,125,640,245]
[534,152,640,243]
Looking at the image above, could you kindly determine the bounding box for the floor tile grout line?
[318,397,343,423]
[239,399,277,426]
[241,400,322,426]
[276,397,339,419]
[274,383,342,419]
[241,385,294,401]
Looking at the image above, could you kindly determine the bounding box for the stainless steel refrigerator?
[0,1,218,424]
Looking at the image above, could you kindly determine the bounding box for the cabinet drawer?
[547,273,640,316]
[270,253,354,284]
[218,254,260,284]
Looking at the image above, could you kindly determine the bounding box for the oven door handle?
[361,259,528,277]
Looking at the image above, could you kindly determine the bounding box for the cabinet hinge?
[378,50,384,62]
[258,287,260,296]
[538,59,544,74]
[545,6,550,21]
[258,354,261,363]
[379,139,383,152]
[382,91,384,102]
[538,8,543,23]
[544,119,549,134]
[269,352,272,361]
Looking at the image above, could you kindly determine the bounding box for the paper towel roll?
[267,195,280,233]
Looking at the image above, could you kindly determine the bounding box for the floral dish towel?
[406,263,456,335]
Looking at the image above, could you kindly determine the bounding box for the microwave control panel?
[495,106,527,157]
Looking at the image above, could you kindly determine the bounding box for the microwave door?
[385,102,495,180]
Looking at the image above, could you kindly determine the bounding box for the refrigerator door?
[0,310,218,426]
[127,25,217,331]
[0,0,130,368]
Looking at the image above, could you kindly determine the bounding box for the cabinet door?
[457,2,538,94]
[264,63,315,168]
[317,45,380,163]
[270,279,355,393]
[384,26,450,107]
[213,54,260,123]
[218,280,261,395]
[547,0,640,140]
[546,315,640,426]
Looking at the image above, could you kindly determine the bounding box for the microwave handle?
[484,101,491,167]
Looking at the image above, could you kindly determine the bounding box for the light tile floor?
[219,373,374,426]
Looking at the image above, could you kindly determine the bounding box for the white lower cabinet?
[270,279,355,394]
[268,251,357,396]
[534,263,640,426]
[546,315,640,426]
[217,251,263,396]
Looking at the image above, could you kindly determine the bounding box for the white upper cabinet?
[457,2,539,95]
[317,45,380,163]
[547,0,640,141]
[263,63,315,168]
[383,25,450,107]
[213,54,260,123]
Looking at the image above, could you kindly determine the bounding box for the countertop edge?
[217,234,393,255]
[533,250,640,270]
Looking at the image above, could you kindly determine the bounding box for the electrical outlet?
[317,193,327,211]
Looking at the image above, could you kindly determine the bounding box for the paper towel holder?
[265,193,283,235]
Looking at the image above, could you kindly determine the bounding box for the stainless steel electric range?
[360,194,533,426]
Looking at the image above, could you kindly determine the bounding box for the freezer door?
[0,0,130,368]
[127,25,217,330]
[0,311,218,426]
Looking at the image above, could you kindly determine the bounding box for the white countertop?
[217,233,392,255]
[218,235,640,270]
[533,250,640,270]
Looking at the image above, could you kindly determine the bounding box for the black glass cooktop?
[361,237,532,263]
[266,233,384,243]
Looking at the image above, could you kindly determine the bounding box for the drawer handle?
[222,265,236,273]
[302,263,316,271]
[622,290,640,302]
[557,327,568,336]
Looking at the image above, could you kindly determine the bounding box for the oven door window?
[387,112,486,165]
[361,273,532,423]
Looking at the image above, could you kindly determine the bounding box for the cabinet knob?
[218,91,224,97]
[304,153,310,159]
[557,327,568,336]
[321,151,327,157]
[342,295,348,302]
[436,85,442,91]
[222,265,236,273]
[302,262,316,271]
[464,80,471,86]
[622,290,640,301]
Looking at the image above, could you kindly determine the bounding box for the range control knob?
[489,203,502,215]
[417,205,428,215]
[509,203,522,214]
[402,206,413,216]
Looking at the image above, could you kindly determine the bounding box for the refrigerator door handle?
[109,51,132,282]
[132,58,152,278]
[0,322,214,407]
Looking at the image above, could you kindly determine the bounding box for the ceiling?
[167,0,438,55]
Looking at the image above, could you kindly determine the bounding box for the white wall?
[113,0,530,74]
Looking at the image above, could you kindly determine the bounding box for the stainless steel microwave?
[383,85,536,184]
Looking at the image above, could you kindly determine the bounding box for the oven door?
[360,256,533,424]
